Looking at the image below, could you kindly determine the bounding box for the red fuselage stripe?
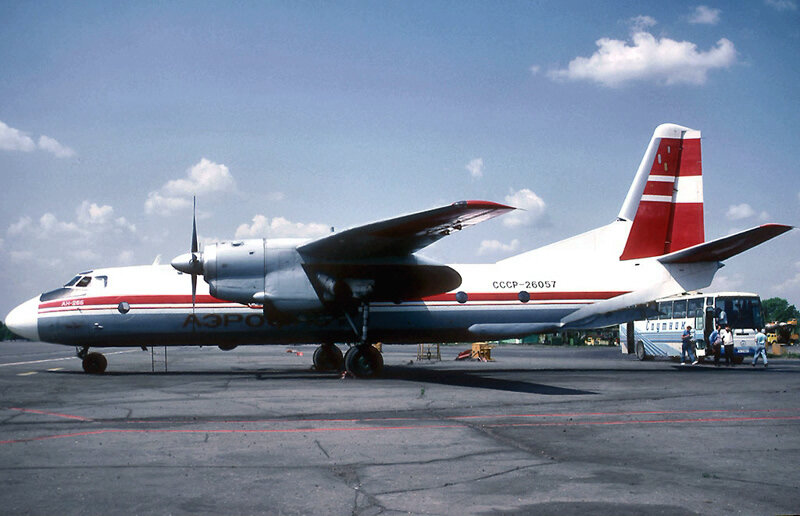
[38,291,628,311]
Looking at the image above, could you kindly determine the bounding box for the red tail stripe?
[643,182,675,197]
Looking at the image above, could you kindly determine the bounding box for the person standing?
[722,325,735,366]
[681,325,698,365]
[709,324,721,367]
[752,328,768,368]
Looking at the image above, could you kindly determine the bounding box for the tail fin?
[619,124,704,260]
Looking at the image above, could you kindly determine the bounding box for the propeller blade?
[191,273,197,308]
[191,196,198,254]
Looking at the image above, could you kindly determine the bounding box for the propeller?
[170,197,204,311]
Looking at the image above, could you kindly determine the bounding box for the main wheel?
[313,344,344,371]
[344,345,384,379]
[635,340,647,361]
[82,352,107,374]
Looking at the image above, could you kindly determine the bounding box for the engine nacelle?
[201,238,324,315]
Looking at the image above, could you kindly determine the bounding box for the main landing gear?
[77,346,107,374]
[312,302,384,379]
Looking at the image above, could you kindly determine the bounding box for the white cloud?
[37,135,76,158]
[502,188,547,227]
[478,239,520,256]
[235,215,330,239]
[689,6,721,25]
[7,216,32,236]
[118,250,136,265]
[0,120,75,158]
[726,203,756,220]
[146,158,234,216]
[39,212,81,236]
[163,158,235,196]
[0,120,36,152]
[628,15,657,32]
[144,192,193,216]
[465,158,484,178]
[765,0,797,11]
[709,273,745,292]
[529,65,541,75]
[77,201,114,225]
[548,31,736,87]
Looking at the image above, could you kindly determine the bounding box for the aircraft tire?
[82,352,108,374]
[635,340,647,361]
[345,345,384,379]
[313,344,344,371]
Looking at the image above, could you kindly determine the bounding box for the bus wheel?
[635,341,647,361]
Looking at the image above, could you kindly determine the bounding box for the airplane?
[4,123,792,377]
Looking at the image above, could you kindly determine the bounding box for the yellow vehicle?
[766,319,798,346]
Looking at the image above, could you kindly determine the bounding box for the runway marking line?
[1,410,799,445]
[0,350,138,368]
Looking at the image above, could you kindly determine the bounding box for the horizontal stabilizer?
[468,323,562,339]
[658,224,793,264]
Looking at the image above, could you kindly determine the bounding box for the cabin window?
[76,276,92,287]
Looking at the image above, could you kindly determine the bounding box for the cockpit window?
[76,276,92,287]
[95,275,108,287]
[64,275,81,287]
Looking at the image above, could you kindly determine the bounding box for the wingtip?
[454,200,516,210]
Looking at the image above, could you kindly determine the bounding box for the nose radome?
[5,296,40,341]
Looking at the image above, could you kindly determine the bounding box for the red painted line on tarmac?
[485,415,800,429]
[2,414,799,445]
[112,407,800,426]
[449,407,800,421]
[8,407,94,422]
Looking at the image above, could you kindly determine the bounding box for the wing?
[297,200,514,261]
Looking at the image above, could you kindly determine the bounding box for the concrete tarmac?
[1,341,798,515]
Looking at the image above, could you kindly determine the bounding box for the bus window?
[688,299,704,318]
[716,296,763,329]
[659,301,673,319]
[673,300,687,318]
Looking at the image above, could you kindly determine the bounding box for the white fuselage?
[7,219,719,348]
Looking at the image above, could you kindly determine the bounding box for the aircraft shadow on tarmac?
[51,366,595,396]
[383,366,595,395]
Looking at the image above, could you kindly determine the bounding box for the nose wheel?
[80,350,108,374]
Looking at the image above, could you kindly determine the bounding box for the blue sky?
[1,1,799,319]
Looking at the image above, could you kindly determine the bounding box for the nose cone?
[171,252,203,275]
[5,296,40,341]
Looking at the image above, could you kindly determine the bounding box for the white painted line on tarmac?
[0,350,139,368]
[16,372,38,376]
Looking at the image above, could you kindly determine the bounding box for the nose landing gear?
[77,346,107,374]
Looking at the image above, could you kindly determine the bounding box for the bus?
[619,292,764,362]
